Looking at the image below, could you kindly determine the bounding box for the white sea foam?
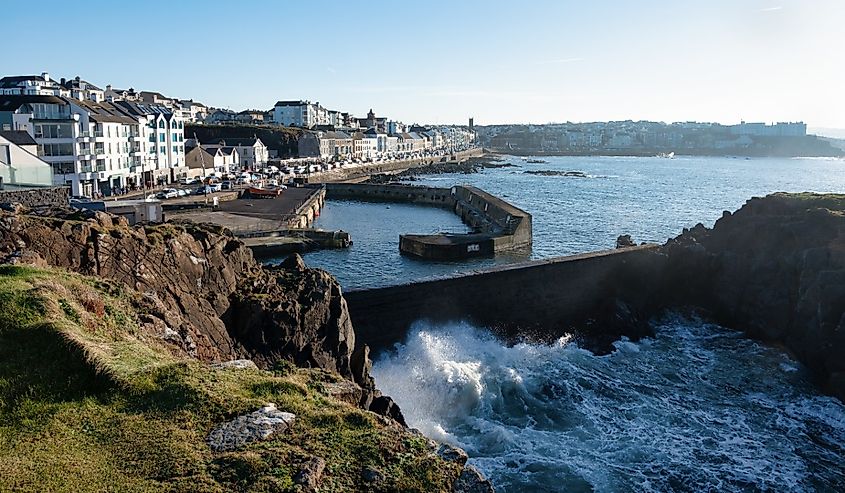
[373,316,845,492]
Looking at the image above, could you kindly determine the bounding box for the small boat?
[246,186,282,198]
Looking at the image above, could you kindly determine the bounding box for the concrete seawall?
[312,148,483,183]
[345,245,665,353]
[321,183,532,259]
[323,183,453,207]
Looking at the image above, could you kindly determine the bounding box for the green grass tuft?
[0,265,460,492]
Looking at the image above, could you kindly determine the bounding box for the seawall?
[346,193,845,402]
[345,245,664,352]
[313,148,483,183]
[322,183,532,259]
[0,186,70,207]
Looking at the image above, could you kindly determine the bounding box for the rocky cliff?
[659,193,845,401]
[0,205,378,408]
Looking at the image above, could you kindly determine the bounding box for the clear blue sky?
[4,0,844,128]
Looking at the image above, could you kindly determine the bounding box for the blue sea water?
[302,155,845,290]
[299,155,845,492]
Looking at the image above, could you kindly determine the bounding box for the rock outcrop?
[206,404,296,452]
[0,207,381,411]
[659,193,845,400]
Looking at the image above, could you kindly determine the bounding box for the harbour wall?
[323,183,454,207]
[313,148,483,183]
[345,244,665,353]
[0,186,70,207]
[321,183,532,258]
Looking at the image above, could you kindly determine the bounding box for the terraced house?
[0,93,185,197]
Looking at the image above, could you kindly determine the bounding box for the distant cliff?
[659,193,845,401]
[186,123,304,158]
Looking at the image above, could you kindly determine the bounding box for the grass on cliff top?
[771,192,845,211]
[0,265,460,493]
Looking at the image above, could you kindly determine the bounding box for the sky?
[3,0,844,129]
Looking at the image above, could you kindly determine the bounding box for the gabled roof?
[0,75,55,89]
[74,99,137,124]
[274,100,311,107]
[0,94,67,112]
[62,77,103,91]
[217,138,264,147]
[0,130,37,146]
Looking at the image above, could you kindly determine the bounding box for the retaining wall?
[344,245,665,352]
[0,186,70,207]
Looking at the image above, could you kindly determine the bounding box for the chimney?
[106,84,112,91]
[41,72,50,82]
[60,78,66,86]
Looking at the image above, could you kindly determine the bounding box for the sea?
[298,155,845,492]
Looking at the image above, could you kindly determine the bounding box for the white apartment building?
[274,100,319,127]
[0,73,68,97]
[0,94,185,197]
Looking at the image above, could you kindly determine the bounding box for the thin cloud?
[759,6,783,12]
[326,67,337,74]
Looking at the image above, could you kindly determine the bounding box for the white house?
[0,131,54,188]
[0,73,68,97]
[215,138,269,169]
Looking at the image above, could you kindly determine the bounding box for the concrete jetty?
[321,183,531,259]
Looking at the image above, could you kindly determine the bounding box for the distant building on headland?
[729,121,807,137]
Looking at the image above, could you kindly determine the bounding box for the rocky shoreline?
[364,154,514,184]
[654,193,845,401]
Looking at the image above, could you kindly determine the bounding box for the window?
[160,146,165,154]
[37,143,74,156]
[172,145,178,153]
[159,133,165,142]
[34,123,73,138]
[96,159,106,172]
[51,161,74,174]
[158,120,165,128]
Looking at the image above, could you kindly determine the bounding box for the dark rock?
[362,466,385,484]
[293,457,326,492]
[369,395,407,427]
[436,443,468,466]
[523,170,587,177]
[0,207,381,409]
[658,193,845,402]
[453,465,495,493]
[281,252,306,271]
[616,234,635,248]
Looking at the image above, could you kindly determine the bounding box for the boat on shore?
[245,186,282,198]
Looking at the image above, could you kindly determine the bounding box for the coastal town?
[479,120,843,157]
[3,0,845,490]
[0,72,477,198]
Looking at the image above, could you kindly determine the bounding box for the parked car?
[176,189,188,197]
[68,195,91,205]
[194,186,213,195]
[156,188,179,199]
[220,181,233,190]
